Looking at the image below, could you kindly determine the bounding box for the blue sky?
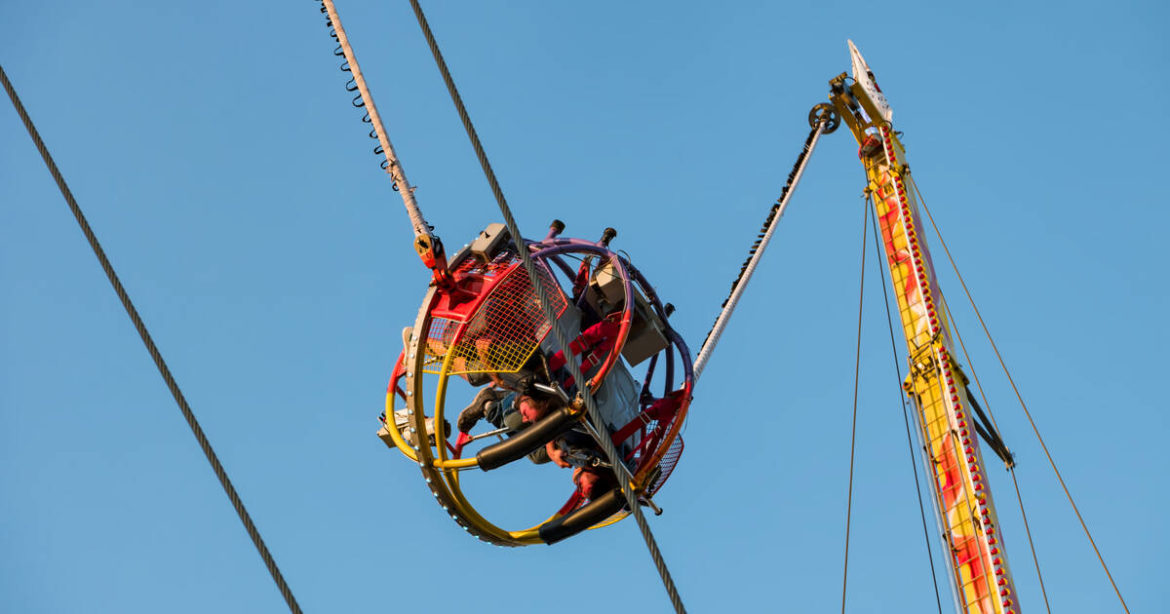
[2,1,1166,612]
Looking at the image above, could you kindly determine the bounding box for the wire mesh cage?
[422,254,567,376]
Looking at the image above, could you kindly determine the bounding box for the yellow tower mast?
[827,42,1020,614]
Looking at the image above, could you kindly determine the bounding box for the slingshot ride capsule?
[380,222,694,545]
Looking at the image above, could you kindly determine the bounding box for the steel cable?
[403,2,686,611]
[942,292,1052,612]
[908,174,1128,613]
[867,193,945,614]
[840,198,869,613]
[1,65,304,614]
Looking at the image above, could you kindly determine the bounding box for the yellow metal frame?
[386,287,637,545]
[829,72,1019,614]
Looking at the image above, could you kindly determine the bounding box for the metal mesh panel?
[422,317,460,372]
[646,436,683,496]
[422,258,567,376]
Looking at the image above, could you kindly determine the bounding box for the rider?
[457,389,592,468]
[459,387,618,500]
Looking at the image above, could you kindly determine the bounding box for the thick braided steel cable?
[403,2,685,611]
[907,175,1129,612]
[840,198,869,614]
[319,0,432,239]
[693,121,826,380]
[942,293,1053,613]
[1,65,304,614]
[867,194,944,614]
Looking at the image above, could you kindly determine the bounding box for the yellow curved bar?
[431,347,586,544]
[400,290,530,545]
[414,312,643,545]
[432,457,478,469]
[427,347,540,543]
[508,528,542,541]
[382,390,419,462]
[430,348,457,465]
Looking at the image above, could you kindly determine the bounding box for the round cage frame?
[381,228,693,546]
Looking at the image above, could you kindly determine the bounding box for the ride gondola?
[378,222,693,546]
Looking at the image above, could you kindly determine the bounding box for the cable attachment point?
[809,103,840,134]
[414,233,457,291]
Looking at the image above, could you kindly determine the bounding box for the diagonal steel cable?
[403,2,686,611]
[908,174,1128,613]
[840,198,869,614]
[867,193,944,613]
[2,64,304,614]
[942,292,1052,613]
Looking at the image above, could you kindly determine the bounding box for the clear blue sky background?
[2,1,1166,612]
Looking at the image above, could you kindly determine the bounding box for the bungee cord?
[319,0,449,279]
[694,110,835,380]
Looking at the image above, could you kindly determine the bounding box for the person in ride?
[458,389,558,464]
[507,395,618,502]
[457,309,622,436]
[458,388,616,499]
[545,313,622,392]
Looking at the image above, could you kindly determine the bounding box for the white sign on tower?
[848,40,893,123]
